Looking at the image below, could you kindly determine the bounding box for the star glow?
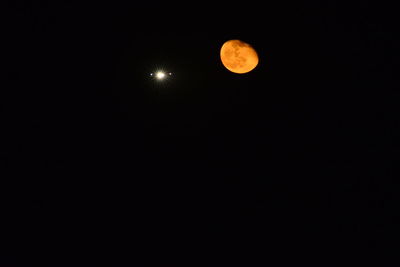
[150,70,172,81]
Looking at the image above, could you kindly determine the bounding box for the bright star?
[150,70,172,81]
[156,71,166,80]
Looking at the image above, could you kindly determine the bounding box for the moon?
[220,39,259,74]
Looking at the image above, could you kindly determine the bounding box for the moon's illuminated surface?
[220,40,259,74]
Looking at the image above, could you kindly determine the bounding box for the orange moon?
[220,39,259,74]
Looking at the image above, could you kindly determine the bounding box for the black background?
[3,0,397,266]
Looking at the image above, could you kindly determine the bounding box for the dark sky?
[3,0,396,266]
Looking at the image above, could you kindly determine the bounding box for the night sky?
[3,0,396,266]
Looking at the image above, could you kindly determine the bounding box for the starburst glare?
[150,70,172,81]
